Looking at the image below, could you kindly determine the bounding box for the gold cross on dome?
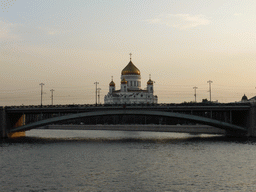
[129,53,132,61]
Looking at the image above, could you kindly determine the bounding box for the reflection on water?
[1,129,256,192]
[13,129,253,144]
[0,129,230,144]
[26,129,225,140]
[27,129,196,139]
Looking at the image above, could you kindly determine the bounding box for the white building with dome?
[104,55,158,104]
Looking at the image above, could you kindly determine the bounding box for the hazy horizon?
[1,0,256,106]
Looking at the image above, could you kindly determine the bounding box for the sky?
[1,0,256,106]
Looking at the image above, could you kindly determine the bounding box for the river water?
[1,129,256,192]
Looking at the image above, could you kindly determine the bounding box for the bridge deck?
[5,104,251,113]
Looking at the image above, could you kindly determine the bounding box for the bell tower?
[109,76,115,93]
[147,74,154,93]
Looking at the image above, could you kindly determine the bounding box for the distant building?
[249,96,256,102]
[241,94,248,102]
[240,94,256,102]
[104,55,158,104]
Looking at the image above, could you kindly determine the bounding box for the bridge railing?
[3,102,251,110]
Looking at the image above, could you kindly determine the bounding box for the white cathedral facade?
[104,56,158,104]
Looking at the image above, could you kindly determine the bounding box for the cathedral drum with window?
[104,57,158,104]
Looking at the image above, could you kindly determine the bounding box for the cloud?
[37,26,61,36]
[0,18,61,42]
[147,14,211,30]
[0,18,20,40]
[234,13,242,16]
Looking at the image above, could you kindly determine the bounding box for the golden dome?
[121,61,140,75]
[147,79,153,85]
[121,77,127,84]
[109,80,115,86]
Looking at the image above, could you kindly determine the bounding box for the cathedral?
[104,54,158,104]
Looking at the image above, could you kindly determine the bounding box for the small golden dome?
[147,79,153,85]
[109,81,115,86]
[121,78,127,84]
[121,61,140,75]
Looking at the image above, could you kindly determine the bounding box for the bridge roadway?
[1,103,256,137]
[5,103,251,114]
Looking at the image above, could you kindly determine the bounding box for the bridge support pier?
[0,107,26,139]
[0,107,8,139]
[247,104,256,137]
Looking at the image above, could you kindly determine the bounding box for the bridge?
[1,102,256,138]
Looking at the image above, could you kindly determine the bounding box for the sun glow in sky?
[1,0,256,105]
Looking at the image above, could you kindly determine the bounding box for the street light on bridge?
[39,83,44,107]
[207,80,213,102]
[97,88,101,104]
[193,86,198,102]
[94,82,99,106]
[50,89,55,105]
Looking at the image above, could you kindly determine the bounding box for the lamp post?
[50,89,54,105]
[97,88,101,104]
[94,82,99,105]
[207,80,213,102]
[193,86,198,102]
[39,83,44,107]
